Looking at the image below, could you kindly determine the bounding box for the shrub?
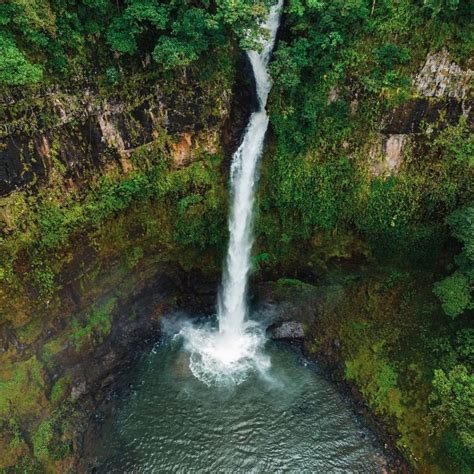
[0,34,42,86]
[430,364,474,467]
[433,272,472,318]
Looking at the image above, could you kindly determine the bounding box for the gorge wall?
[0,1,473,472]
[0,48,255,470]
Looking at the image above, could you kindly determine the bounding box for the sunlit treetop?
[0,0,274,86]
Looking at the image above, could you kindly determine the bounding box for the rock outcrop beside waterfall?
[268,320,305,339]
[369,49,473,177]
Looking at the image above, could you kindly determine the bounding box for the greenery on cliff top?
[0,0,270,88]
[0,0,471,89]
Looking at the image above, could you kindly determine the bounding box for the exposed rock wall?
[371,49,473,176]
[0,79,231,196]
[414,49,473,100]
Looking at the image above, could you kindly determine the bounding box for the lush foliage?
[431,366,474,457]
[257,1,473,471]
[0,0,270,87]
[0,0,111,86]
[258,116,472,271]
[434,204,474,318]
[0,145,227,300]
[107,0,268,69]
[0,33,42,85]
[259,0,472,272]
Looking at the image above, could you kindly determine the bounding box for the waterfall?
[218,0,283,336]
[180,0,283,386]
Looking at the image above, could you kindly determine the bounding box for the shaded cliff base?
[0,258,219,472]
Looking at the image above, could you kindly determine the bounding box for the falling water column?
[218,0,283,338]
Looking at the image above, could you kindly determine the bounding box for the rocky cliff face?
[0,51,256,470]
[0,52,257,199]
[1,80,222,197]
[414,49,473,100]
[371,49,473,177]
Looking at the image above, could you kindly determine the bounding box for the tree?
[107,0,169,54]
[434,272,472,318]
[430,365,474,466]
[434,204,474,318]
[107,0,269,70]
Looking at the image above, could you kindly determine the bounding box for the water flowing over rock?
[218,0,283,334]
[181,0,283,386]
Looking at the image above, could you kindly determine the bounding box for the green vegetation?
[261,0,473,262]
[40,337,67,369]
[0,33,42,86]
[29,408,75,467]
[49,376,71,405]
[32,419,54,461]
[306,270,472,470]
[434,271,472,318]
[253,1,473,471]
[107,0,268,68]
[345,341,403,421]
[0,0,472,471]
[71,297,117,350]
[0,0,269,88]
[0,141,227,304]
[430,365,474,465]
[257,115,472,273]
[0,356,46,418]
[434,204,474,318]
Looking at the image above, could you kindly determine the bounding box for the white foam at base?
[180,321,270,387]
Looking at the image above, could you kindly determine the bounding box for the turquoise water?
[90,337,387,472]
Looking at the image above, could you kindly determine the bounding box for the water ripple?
[89,340,387,473]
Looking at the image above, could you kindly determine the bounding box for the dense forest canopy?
[0,0,272,86]
[0,0,472,87]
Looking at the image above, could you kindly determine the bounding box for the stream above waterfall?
[87,330,388,472]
